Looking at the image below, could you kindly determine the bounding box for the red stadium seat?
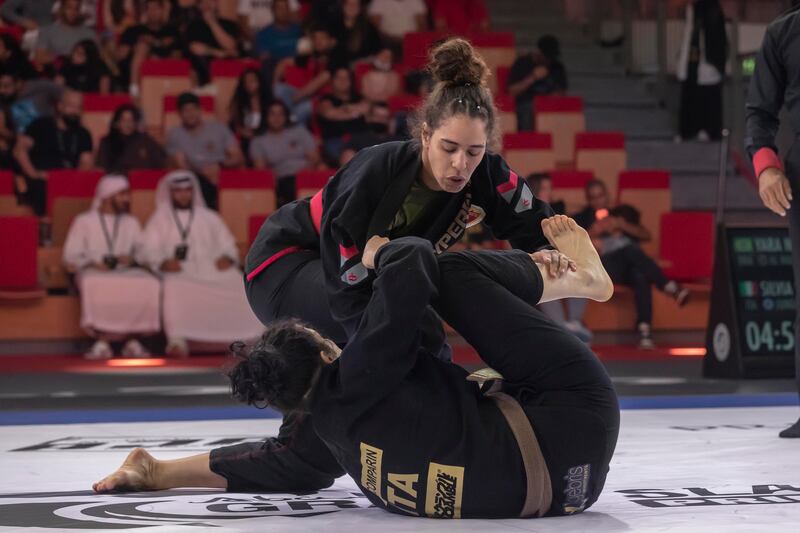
[388,93,423,115]
[0,216,41,295]
[502,132,555,176]
[495,94,517,133]
[575,131,626,194]
[218,169,276,246]
[534,95,586,164]
[618,170,671,257]
[47,170,104,246]
[660,211,715,281]
[496,66,511,96]
[402,31,449,70]
[471,33,516,94]
[128,169,168,225]
[210,59,260,123]
[549,170,594,215]
[249,213,270,245]
[81,94,134,149]
[140,59,193,133]
[296,169,333,199]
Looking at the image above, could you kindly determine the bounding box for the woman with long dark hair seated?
[96,104,167,174]
[94,217,619,519]
[228,67,272,164]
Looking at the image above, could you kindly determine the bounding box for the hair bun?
[428,37,489,88]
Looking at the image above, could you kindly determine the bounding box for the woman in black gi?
[95,216,620,519]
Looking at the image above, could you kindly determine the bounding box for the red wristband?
[753,147,784,179]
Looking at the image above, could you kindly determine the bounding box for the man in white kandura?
[139,170,263,357]
[63,174,159,360]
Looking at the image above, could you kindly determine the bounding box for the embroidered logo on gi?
[425,462,464,519]
[466,205,486,228]
[515,183,534,213]
[562,464,591,514]
[495,170,519,204]
[433,192,472,254]
[340,244,368,285]
[359,442,386,504]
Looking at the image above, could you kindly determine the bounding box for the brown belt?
[488,390,553,518]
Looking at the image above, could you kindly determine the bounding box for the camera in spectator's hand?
[175,244,189,261]
[103,254,118,270]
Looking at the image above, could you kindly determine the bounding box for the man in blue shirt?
[254,0,302,62]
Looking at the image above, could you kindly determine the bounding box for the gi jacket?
[311,238,528,518]
[319,140,554,338]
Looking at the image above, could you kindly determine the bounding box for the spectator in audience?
[139,171,263,357]
[433,0,489,34]
[0,34,37,81]
[253,0,302,63]
[96,104,167,174]
[117,0,178,96]
[101,0,139,39]
[573,179,690,349]
[5,76,62,134]
[0,68,21,111]
[317,66,369,165]
[273,24,345,124]
[35,0,98,67]
[185,0,241,86]
[507,35,568,131]
[0,104,14,170]
[13,89,93,216]
[168,0,201,36]
[229,67,272,163]
[63,175,160,360]
[338,101,396,165]
[57,40,112,93]
[240,0,299,45]
[53,0,98,28]
[676,0,727,142]
[528,173,592,342]
[332,0,382,64]
[166,92,243,209]
[0,0,54,53]
[368,0,427,50]
[250,100,319,206]
[360,47,402,103]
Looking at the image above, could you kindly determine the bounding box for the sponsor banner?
[618,485,800,508]
[11,436,265,453]
[0,489,374,529]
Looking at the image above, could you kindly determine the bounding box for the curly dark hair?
[226,319,331,414]
[411,37,499,149]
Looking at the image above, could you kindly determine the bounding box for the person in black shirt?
[12,89,93,216]
[184,0,241,86]
[331,0,383,65]
[117,0,178,93]
[745,5,800,438]
[94,217,619,520]
[57,39,111,93]
[507,35,568,132]
[0,34,37,81]
[572,180,689,349]
[96,104,167,174]
[317,66,369,165]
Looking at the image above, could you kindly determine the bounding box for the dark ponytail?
[412,37,499,148]
[226,319,329,414]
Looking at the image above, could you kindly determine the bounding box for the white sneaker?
[85,340,113,360]
[121,339,150,359]
[166,338,189,358]
[637,322,656,350]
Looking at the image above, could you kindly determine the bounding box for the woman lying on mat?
[94,216,620,519]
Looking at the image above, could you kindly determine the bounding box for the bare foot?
[541,215,614,302]
[93,447,159,493]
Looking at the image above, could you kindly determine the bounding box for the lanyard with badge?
[171,207,194,260]
[98,212,121,269]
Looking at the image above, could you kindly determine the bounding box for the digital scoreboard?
[704,224,796,378]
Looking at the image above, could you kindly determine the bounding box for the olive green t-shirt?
[388,178,452,238]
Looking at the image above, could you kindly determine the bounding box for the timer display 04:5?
[743,320,795,353]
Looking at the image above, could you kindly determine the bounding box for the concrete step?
[561,45,625,75]
[671,173,762,211]
[585,106,675,140]
[627,140,725,173]
[570,74,658,107]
